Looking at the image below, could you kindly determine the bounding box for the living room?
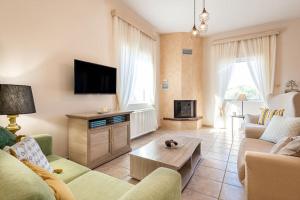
[1,0,300,200]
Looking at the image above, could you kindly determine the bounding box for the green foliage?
[225,85,260,100]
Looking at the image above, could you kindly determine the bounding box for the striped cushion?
[258,108,285,125]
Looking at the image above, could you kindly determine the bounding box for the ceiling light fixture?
[191,0,199,37]
[199,0,209,33]
[199,20,208,33]
[200,0,209,21]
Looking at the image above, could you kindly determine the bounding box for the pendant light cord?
[194,0,196,25]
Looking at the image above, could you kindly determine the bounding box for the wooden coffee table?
[129,135,201,190]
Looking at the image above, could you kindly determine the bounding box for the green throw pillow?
[0,127,17,149]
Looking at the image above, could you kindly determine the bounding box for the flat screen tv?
[74,59,117,94]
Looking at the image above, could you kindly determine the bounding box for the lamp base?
[6,115,21,134]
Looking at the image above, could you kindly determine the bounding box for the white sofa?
[238,92,300,200]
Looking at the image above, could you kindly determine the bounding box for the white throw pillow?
[4,136,53,172]
[260,116,300,143]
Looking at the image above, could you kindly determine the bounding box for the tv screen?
[74,59,117,94]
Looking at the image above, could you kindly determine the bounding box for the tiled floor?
[95,128,245,200]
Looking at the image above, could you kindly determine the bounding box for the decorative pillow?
[4,136,53,172]
[22,160,75,200]
[258,108,285,125]
[260,116,300,143]
[276,136,300,157]
[0,127,17,149]
[270,137,293,154]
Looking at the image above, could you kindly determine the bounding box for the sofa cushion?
[260,116,300,143]
[47,155,90,183]
[0,150,55,200]
[22,160,75,200]
[68,171,132,200]
[245,123,266,139]
[237,138,274,182]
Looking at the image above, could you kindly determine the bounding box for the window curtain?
[113,16,158,131]
[240,35,277,105]
[213,41,239,128]
[113,17,156,110]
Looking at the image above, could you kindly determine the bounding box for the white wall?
[0,0,158,156]
[202,18,300,126]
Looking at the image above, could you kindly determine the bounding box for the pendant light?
[191,0,199,37]
[199,0,209,33]
[199,20,208,33]
[200,0,209,21]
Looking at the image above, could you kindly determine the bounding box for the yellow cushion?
[258,108,285,125]
[22,160,75,200]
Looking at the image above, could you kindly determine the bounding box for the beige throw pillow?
[277,136,300,157]
[270,137,294,154]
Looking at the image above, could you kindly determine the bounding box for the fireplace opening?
[174,100,196,118]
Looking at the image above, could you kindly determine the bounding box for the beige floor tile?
[230,149,239,156]
[200,158,227,171]
[182,189,217,200]
[231,145,240,151]
[220,183,245,200]
[226,162,238,174]
[205,152,229,162]
[213,143,232,149]
[188,176,222,198]
[223,172,242,187]
[195,166,225,182]
[107,154,130,169]
[228,155,238,163]
[208,147,231,155]
[95,165,129,179]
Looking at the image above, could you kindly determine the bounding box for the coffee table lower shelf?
[130,142,201,190]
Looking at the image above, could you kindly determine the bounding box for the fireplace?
[174,100,196,118]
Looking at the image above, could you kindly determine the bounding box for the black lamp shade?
[0,84,36,115]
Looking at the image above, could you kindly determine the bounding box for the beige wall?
[202,18,300,126]
[0,0,158,156]
[160,33,203,129]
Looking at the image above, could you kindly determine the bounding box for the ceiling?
[120,0,300,35]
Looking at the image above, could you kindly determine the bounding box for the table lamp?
[237,93,247,116]
[0,84,36,134]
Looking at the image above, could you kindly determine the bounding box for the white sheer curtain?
[114,17,156,111]
[213,41,238,128]
[240,35,277,105]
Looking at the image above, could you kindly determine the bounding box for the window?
[129,50,155,105]
[224,60,260,100]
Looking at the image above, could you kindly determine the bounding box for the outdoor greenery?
[225,85,260,100]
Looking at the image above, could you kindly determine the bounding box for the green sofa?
[0,134,181,200]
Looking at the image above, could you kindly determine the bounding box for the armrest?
[245,152,300,200]
[32,134,52,156]
[244,124,265,139]
[245,114,259,124]
[119,168,181,200]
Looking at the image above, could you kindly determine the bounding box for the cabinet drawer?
[89,127,110,163]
